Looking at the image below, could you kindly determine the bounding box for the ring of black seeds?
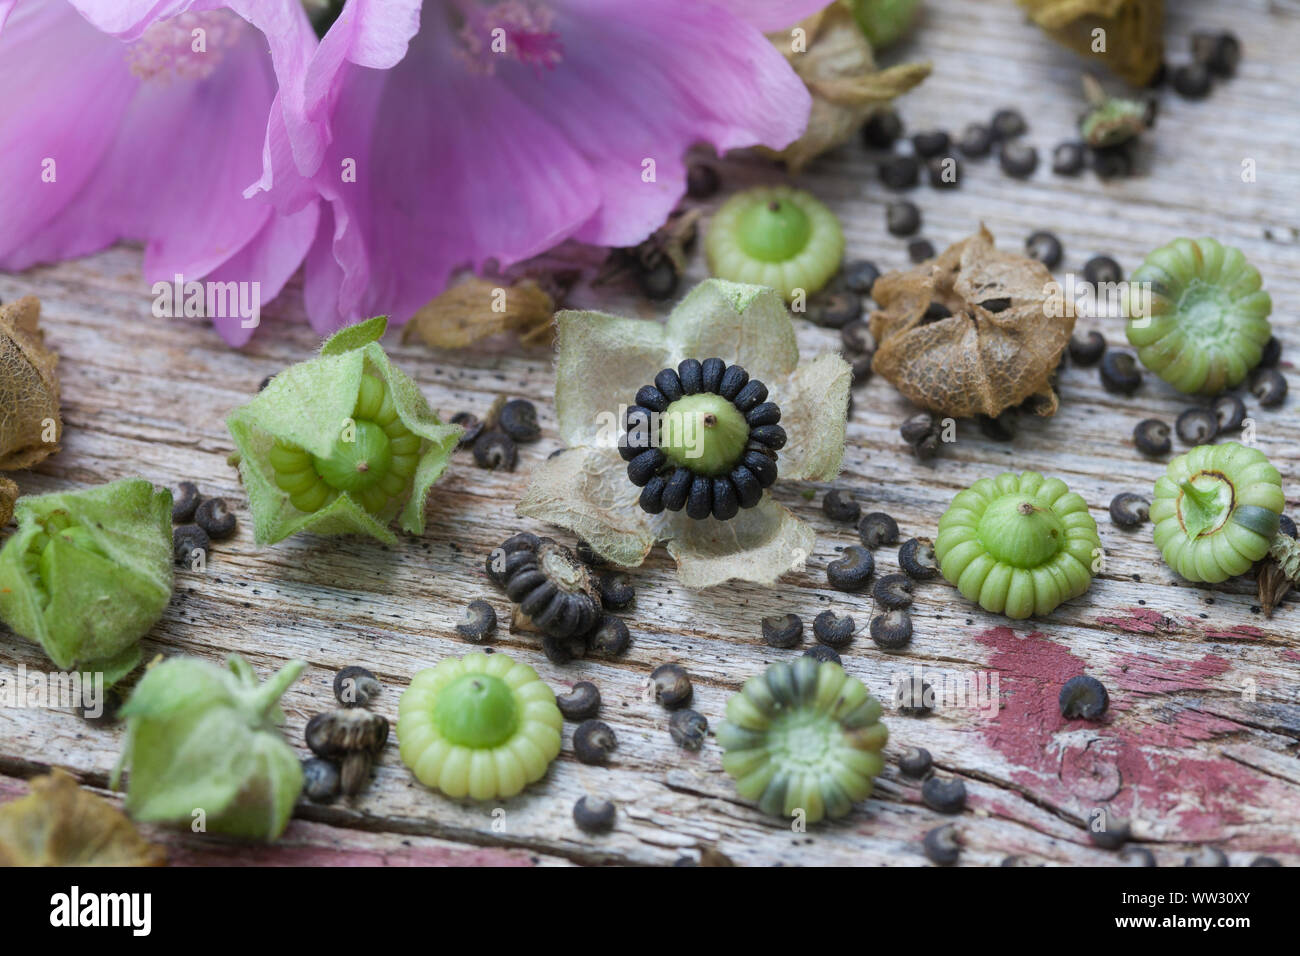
[858,511,900,549]
[1109,493,1150,530]
[587,614,632,656]
[898,537,939,580]
[923,825,961,865]
[573,796,617,833]
[812,610,855,648]
[595,570,635,611]
[822,489,861,523]
[1133,418,1172,456]
[668,709,708,750]
[1059,675,1109,720]
[873,573,914,610]
[827,546,875,591]
[899,746,933,779]
[455,599,497,642]
[573,719,617,764]
[623,359,782,520]
[804,645,841,665]
[500,536,601,638]
[556,681,601,721]
[922,776,967,814]
[870,609,912,649]
[497,399,541,443]
[1068,331,1106,366]
[1175,406,1218,445]
[761,613,803,649]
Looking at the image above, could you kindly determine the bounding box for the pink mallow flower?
[256,0,823,334]
[0,0,320,345]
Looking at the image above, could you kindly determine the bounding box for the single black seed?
[1083,255,1123,285]
[1250,855,1282,867]
[455,599,498,642]
[1118,847,1157,867]
[718,364,749,400]
[861,109,903,148]
[823,489,861,524]
[573,796,616,833]
[637,260,678,301]
[808,291,862,329]
[654,367,684,403]
[879,155,920,190]
[635,384,668,412]
[451,411,484,448]
[827,546,874,592]
[685,163,720,199]
[334,665,381,707]
[804,645,841,665]
[668,709,708,750]
[742,449,778,488]
[750,426,788,453]
[595,571,634,611]
[957,122,993,157]
[978,412,1016,442]
[1059,675,1109,720]
[1176,407,1218,445]
[1183,846,1229,867]
[761,613,803,648]
[573,719,617,764]
[1133,418,1172,456]
[999,142,1038,178]
[520,579,559,617]
[1259,335,1282,368]
[651,663,693,709]
[1069,330,1107,365]
[1100,350,1142,395]
[1172,62,1212,99]
[923,825,960,865]
[685,475,713,520]
[556,681,601,720]
[870,609,912,649]
[172,524,209,566]
[913,432,941,462]
[194,497,237,541]
[587,614,631,655]
[898,537,939,580]
[1191,30,1240,77]
[840,319,875,355]
[626,448,666,487]
[1025,230,1063,269]
[662,467,693,512]
[498,399,541,443]
[990,107,1027,139]
[1090,815,1131,850]
[172,481,201,523]
[1051,140,1087,175]
[895,676,933,715]
[911,129,950,159]
[907,239,936,263]
[886,200,922,237]
[874,572,914,610]
[979,297,1011,313]
[841,260,881,297]
[900,412,935,446]
[1250,367,1287,407]
[1279,515,1297,539]
[302,758,341,802]
[812,610,855,648]
[858,511,900,548]
[473,430,518,470]
[899,746,932,779]
[639,476,668,514]
[927,156,961,189]
[732,379,768,413]
[730,465,763,509]
[700,357,726,393]
[922,776,966,814]
[1109,493,1150,530]
[746,402,781,428]
[1091,144,1132,180]
[541,626,583,667]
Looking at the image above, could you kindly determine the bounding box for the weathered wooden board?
[2,0,1299,866]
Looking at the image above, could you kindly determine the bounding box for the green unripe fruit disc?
[311,420,392,493]
[432,673,520,749]
[659,393,750,476]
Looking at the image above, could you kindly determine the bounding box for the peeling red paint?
[1203,624,1267,641]
[1283,649,1300,664]
[1107,652,1231,694]
[1095,607,1179,634]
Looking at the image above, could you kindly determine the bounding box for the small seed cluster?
[170,481,237,567]
[302,665,389,802]
[450,396,541,473]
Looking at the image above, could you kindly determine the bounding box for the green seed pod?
[397,652,563,801]
[227,317,461,546]
[1152,442,1283,583]
[716,657,887,825]
[705,186,844,302]
[0,478,172,684]
[1126,238,1272,395]
[935,470,1102,619]
[112,655,305,841]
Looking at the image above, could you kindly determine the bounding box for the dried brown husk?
[1018,0,1164,87]
[765,4,930,173]
[0,296,61,470]
[0,476,16,527]
[402,276,559,349]
[869,226,1073,419]
[0,770,165,866]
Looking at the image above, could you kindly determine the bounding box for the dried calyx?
[1078,74,1153,148]
[0,297,62,473]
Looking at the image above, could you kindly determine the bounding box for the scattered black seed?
[998,141,1038,178]
[822,489,861,524]
[1059,675,1109,720]
[911,129,950,159]
[1089,814,1131,850]
[304,709,388,795]
[1109,492,1151,529]
[1133,418,1172,456]
[927,156,960,189]
[840,319,875,355]
[1083,255,1123,286]
[473,430,518,470]
[498,399,541,443]
[194,497,236,541]
[923,825,961,865]
[651,663,693,709]
[455,599,497,642]
[1118,846,1157,867]
[804,645,841,665]
[556,681,601,721]
[978,412,1016,442]
[870,609,913,649]
[1250,855,1282,867]
[573,719,617,764]
[895,676,933,715]
[886,200,922,237]
[1172,62,1213,99]
[809,290,863,329]
[1051,140,1087,175]
[913,431,941,462]
[685,162,720,199]
[898,537,939,580]
[861,109,903,149]
[922,301,951,323]
[899,746,933,779]
[812,610,855,648]
[858,511,899,548]
[1025,230,1063,269]
[761,613,803,649]
[1091,144,1132,180]
[1279,515,1297,539]
[1176,406,1218,445]
[1250,367,1287,407]
[907,239,936,263]
[302,758,341,802]
[172,524,208,566]
[922,776,966,814]
[879,155,920,190]
[573,796,616,833]
[595,570,635,611]
[873,573,914,610]
[1213,394,1247,432]
[451,411,484,448]
[841,259,881,297]
[171,481,201,523]
[587,614,631,656]
[637,260,678,300]
[1191,30,1240,77]
[827,546,875,592]
[900,413,935,446]
[669,709,708,750]
[1100,350,1142,395]
[1259,335,1282,368]
[990,107,1027,139]
[1183,845,1228,867]
[541,631,586,665]
[956,122,993,157]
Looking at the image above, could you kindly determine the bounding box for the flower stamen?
[126,11,244,83]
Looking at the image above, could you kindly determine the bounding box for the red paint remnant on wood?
[1095,607,1176,634]
[1283,650,1300,664]
[1202,624,1267,641]
[1107,652,1231,694]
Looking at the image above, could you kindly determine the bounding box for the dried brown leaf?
[1018,0,1164,87]
[869,226,1073,419]
[0,296,61,470]
[0,476,16,527]
[0,770,165,866]
[401,277,556,349]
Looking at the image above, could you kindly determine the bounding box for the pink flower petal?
[710,0,830,33]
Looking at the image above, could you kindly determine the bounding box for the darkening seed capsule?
[898,537,939,580]
[822,489,861,524]
[573,796,617,833]
[812,610,855,648]
[1068,331,1107,366]
[1259,335,1282,368]
[1100,350,1143,395]
[858,511,900,549]
[1083,255,1123,285]
[886,200,922,237]
[302,758,341,802]
[899,746,933,779]
[827,546,875,592]
[998,142,1038,178]
[870,609,912,649]
[668,709,708,750]
[1249,367,1287,408]
[172,524,209,566]
[1133,418,1172,456]
[1118,846,1157,866]
[861,109,903,148]
[923,825,961,865]
[1172,62,1212,99]
[334,665,382,707]
[895,676,933,715]
[473,430,518,470]
[685,162,720,199]
[873,573,914,610]
[573,719,617,764]
[1051,141,1087,175]
[956,122,993,157]
[556,681,601,720]
[808,290,863,329]
[911,130,950,159]
[595,570,635,611]
[804,645,841,665]
[194,497,237,541]
[922,776,967,814]
[1059,675,1109,720]
[841,259,882,298]
[651,663,693,709]
[1109,492,1150,530]
[990,107,1027,139]
[587,614,632,656]
[907,239,936,263]
[1175,407,1218,445]
[498,399,541,443]
[879,155,920,190]
[840,319,875,355]
[1191,30,1240,77]
[637,260,678,301]
[1025,230,1063,269]
[171,481,201,523]
[761,613,804,649]
[455,599,498,642]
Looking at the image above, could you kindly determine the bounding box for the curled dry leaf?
[401,276,559,349]
[0,476,16,528]
[1018,0,1165,87]
[869,226,1073,419]
[0,770,165,866]
[765,4,930,173]
[0,296,61,471]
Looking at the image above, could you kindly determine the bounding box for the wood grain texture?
[1,0,1299,866]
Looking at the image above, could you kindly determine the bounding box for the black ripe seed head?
[879,155,920,190]
[302,757,341,803]
[861,109,903,149]
[595,570,635,611]
[455,599,498,642]
[334,665,382,707]
[907,239,936,264]
[998,141,1038,178]
[804,645,841,665]
[1133,418,1172,456]
[899,746,933,779]
[957,122,993,157]
[823,488,861,524]
[1051,140,1087,175]
[473,430,518,471]
[194,497,237,541]
[874,572,914,610]
[651,663,693,709]
[898,537,939,580]
[502,537,601,639]
[1109,493,1150,530]
[573,796,617,833]
[827,546,875,592]
[172,481,201,523]
[498,399,541,443]
[1100,350,1143,395]
[1250,367,1287,408]
[858,511,900,549]
[894,676,933,715]
[841,260,881,297]
[923,824,961,865]
[1213,394,1247,432]
[1175,406,1218,445]
[870,609,913,649]
[911,129,950,159]
[668,708,708,750]
[922,776,967,814]
[761,613,803,649]
[886,200,922,237]
[587,613,631,656]
[556,681,601,721]
[573,719,617,764]
[1025,230,1063,269]
[1172,62,1212,99]
[1059,674,1109,720]
[812,610,855,648]
[172,524,209,566]
[1083,255,1123,285]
